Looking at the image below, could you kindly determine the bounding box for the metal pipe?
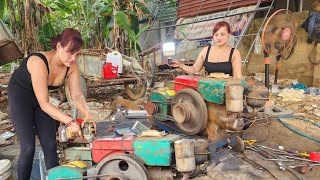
[235,0,262,48]
[146,6,271,32]
[299,0,303,12]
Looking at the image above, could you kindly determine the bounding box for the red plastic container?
[103,62,118,79]
[310,152,320,161]
[91,136,134,163]
[174,75,201,92]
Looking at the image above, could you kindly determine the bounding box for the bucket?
[0,159,12,180]
[103,62,118,79]
[106,51,123,73]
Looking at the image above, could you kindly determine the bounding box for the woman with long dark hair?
[8,28,95,180]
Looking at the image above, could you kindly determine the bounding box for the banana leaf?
[38,23,56,51]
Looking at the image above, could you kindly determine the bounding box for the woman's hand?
[68,121,82,137]
[82,112,97,131]
[169,60,182,68]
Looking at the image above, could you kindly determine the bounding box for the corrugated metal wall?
[145,0,178,23]
[177,0,273,18]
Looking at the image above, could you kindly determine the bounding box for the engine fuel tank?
[174,75,246,104]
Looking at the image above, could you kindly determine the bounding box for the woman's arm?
[28,56,74,124]
[171,47,208,74]
[66,64,95,128]
[232,48,242,79]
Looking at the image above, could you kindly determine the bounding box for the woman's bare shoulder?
[233,48,241,55]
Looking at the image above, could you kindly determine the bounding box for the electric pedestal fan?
[261,9,297,88]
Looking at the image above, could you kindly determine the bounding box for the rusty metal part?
[172,102,193,123]
[245,85,269,109]
[219,113,238,123]
[111,99,141,112]
[193,139,209,164]
[205,102,228,140]
[148,167,173,180]
[124,81,147,100]
[95,154,149,180]
[87,77,140,88]
[82,122,95,143]
[172,88,208,135]
[298,166,312,174]
[145,101,157,115]
[234,136,245,152]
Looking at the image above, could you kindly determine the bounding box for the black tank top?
[203,46,234,75]
[12,53,69,91]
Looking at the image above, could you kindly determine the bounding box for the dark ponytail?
[50,34,61,49]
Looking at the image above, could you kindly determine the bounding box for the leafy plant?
[115,10,149,54]
[38,23,56,51]
[0,0,5,19]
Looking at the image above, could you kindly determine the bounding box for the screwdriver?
[287,149,310,157]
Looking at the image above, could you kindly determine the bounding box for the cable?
[278,115,320,143]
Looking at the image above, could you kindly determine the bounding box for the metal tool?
[284,156,320,163]
[282,163,305,180]
[267,150,306,180]
[289,163,320,168]
[287,149,310,157]
[264,159,294,162]
[243,140,256,147]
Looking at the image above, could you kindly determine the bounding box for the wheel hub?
[145,101,157,115]
[172,103,193,123]
[171,88,208,135]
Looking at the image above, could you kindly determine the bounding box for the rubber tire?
[142,58,156,87]
[65,75,87,108]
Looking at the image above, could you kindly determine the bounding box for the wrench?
[264,149,305,180]
[282,163,305,180]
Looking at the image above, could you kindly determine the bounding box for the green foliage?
[0,0,6,19]
[7,0,150,52]
[38,23,56,51]
[115,10,149,53]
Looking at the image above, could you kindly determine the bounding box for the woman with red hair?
[8,28,95,180]
[171,21,242,79]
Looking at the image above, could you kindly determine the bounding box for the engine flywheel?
[95,154,149,180]
[171,88,208,135]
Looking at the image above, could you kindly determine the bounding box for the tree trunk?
[113,0,120,51]
[6,0,16,34]
[17,0,25,53]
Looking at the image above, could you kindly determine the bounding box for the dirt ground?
[1,73,320,180]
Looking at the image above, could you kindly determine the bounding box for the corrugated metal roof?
[145,0,178,23]
[178,0,273,18]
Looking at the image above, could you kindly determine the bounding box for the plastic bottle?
[254,35,262,54]
[106,51,123,74]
